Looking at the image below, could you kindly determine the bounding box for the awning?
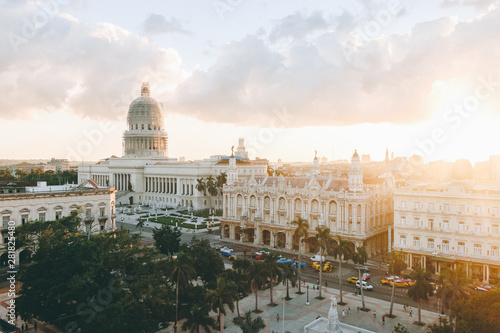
[430,256,456,263]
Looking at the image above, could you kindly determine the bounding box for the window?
[443,204,449,211]
[401,201,406,208]
[475,206,481,215]
[100,207,105,217]
[429,219,434,230]
[400,235,406,246]
[85,209,92,219]
[457,242,465,253]
[21,214,28,225]
[492,246,499,257]
[493,224,499,234]
[475,223,481,233]
[414,218,420,227]
[55,211,62,220]
[429,203,434,210]
[459,222,465,231]
[474,244,482,255]
[443,220,449,230]
[414,202,420,209]
[2,215,10,227]
[427,238,434,249]
[442,240,450,251]
[39,213,46,221]
[400,216,406,225]
[413,237,420,247]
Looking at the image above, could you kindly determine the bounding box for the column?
[408,253,413,268]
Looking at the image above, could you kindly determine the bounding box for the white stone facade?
[220,153,394,256]
[0,181,116,266]
[393,181,500,283]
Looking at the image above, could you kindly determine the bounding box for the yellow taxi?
[347,277,359,284]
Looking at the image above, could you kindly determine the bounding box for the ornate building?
[220,151,394,256]
[78,83,268,209]
[393,181,500,283]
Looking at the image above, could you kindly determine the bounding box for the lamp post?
[306,285,309,305]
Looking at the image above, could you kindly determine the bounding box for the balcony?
[98,215,108,222]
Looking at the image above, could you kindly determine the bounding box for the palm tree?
[136,218,145,234]
[264,251,284,305]
[206,176,218,197]
[170,253,196,333]
[437,266,470,319]
[207,276,239,333]
[283,263,297,300]
[215,172,227,209]
[332,236,353,304]
[181,304,216,333]
[408,267,434,324]
[315,226,332,299]
[351,246,368,309]
[291,217,309,294]
[195,178,206,196]
[234,310,266,333]
[246,261,267,313]
[388,250,407,317]
[231,259,252,318]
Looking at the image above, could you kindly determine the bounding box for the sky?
[1,0,500,164]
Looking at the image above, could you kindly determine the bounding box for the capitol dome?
[123,83,168,158]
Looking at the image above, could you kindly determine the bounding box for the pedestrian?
[276,313,280,322]
[373,310,376,319]
[347,306,350,315]
[325,280,328,287]
[403,304,406,312]
[317,279,319,285]
[382,315,385,325]
[409,308,413,317]
[342,310,345,319]
[303,279,306,285]
[357,306,360,313]
[34,320,38,332]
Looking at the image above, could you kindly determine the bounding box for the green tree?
[207,277,238,333]
[264,251,284,305]
[181,304,216,333]
[188,237,224,288]
[437,266,470,318]
[170,252,196,333]
[388,250,407,317]
[408,267,434,324]
[453,289,500,333]
[234,310,266,333]
[332,236,353,304]
[246,261,267,313]
[136,218,145,234]
[283,263,297,300]
[314,226,333,299]
[427,317,455,333]
[215,172,227,209]
[195,178,206,196]
[291,217,309,294]
[351,246,368,309]
[153,224,181,257]
[206,176,218,197]
[231,259,252,318]
[394,323,410,333]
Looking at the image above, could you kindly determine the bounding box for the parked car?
[292,261,306,268]
[355,266,369,272]
[310,255,326,262]
[347,277,359,284]
[220,246,234,253]
[276,258,292,264]
[221,251,235,257]
[361,273,371,281]
[356,280,374,290]
[255,248,270,255]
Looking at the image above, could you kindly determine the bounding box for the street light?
[306,285,309,305]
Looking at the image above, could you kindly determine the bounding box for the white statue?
[325,296,342,333]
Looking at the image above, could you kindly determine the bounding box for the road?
[116,215,442,315]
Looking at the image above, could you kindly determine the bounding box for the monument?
[325,296,341,333]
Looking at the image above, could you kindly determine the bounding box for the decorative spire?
[141,82,150,97]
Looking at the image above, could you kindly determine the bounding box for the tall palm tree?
[351,246,368,309]
[332,236,353,304]
[264,251,284,305]
[181,304,216,333]
[136,218,145,234]
[206,176,218,197]
[195,178,206,196]
[388,250,407,317]
[170,253,196,333]
[231,259,252,318]
[291,217,309,294]
[437,266,470,319]
[207,276,239,333]
[246,261,267,313]
[408,267,434,324]
[215,172,227,209]
[234,310,266,333]
[315,226,332,299]
[283,263,297,300]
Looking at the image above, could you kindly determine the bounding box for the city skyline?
[1,1,500,163]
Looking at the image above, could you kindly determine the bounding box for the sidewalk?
[217,282,441,333]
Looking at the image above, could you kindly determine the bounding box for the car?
[310,255,326,262]
[355,266,369,272]
[473,284,494,292]
[292,261,306,268]
[220,246,234,253]
[347,277,359,284]
[356,280,374,290]
[229,255,237,261]
[312,262,320,270]
[221,252,235,257]
[381,278,408,287]
[255,254,266,260]
[256,248,270,255]
[276,258,292,264]
[361,273,371,281]
[314,261,333,271]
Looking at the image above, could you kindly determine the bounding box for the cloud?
[0,2,186,121]
[268,11,329,43]
[167,8,500,127]
[141,14,189,35]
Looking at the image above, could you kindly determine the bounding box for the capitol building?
[78,83,268,210]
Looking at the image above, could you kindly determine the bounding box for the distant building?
[393,181,500,283]
[48,158,70,171]
[220,151,394,256]
[0,180,116,267]
[361,154,371,163]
